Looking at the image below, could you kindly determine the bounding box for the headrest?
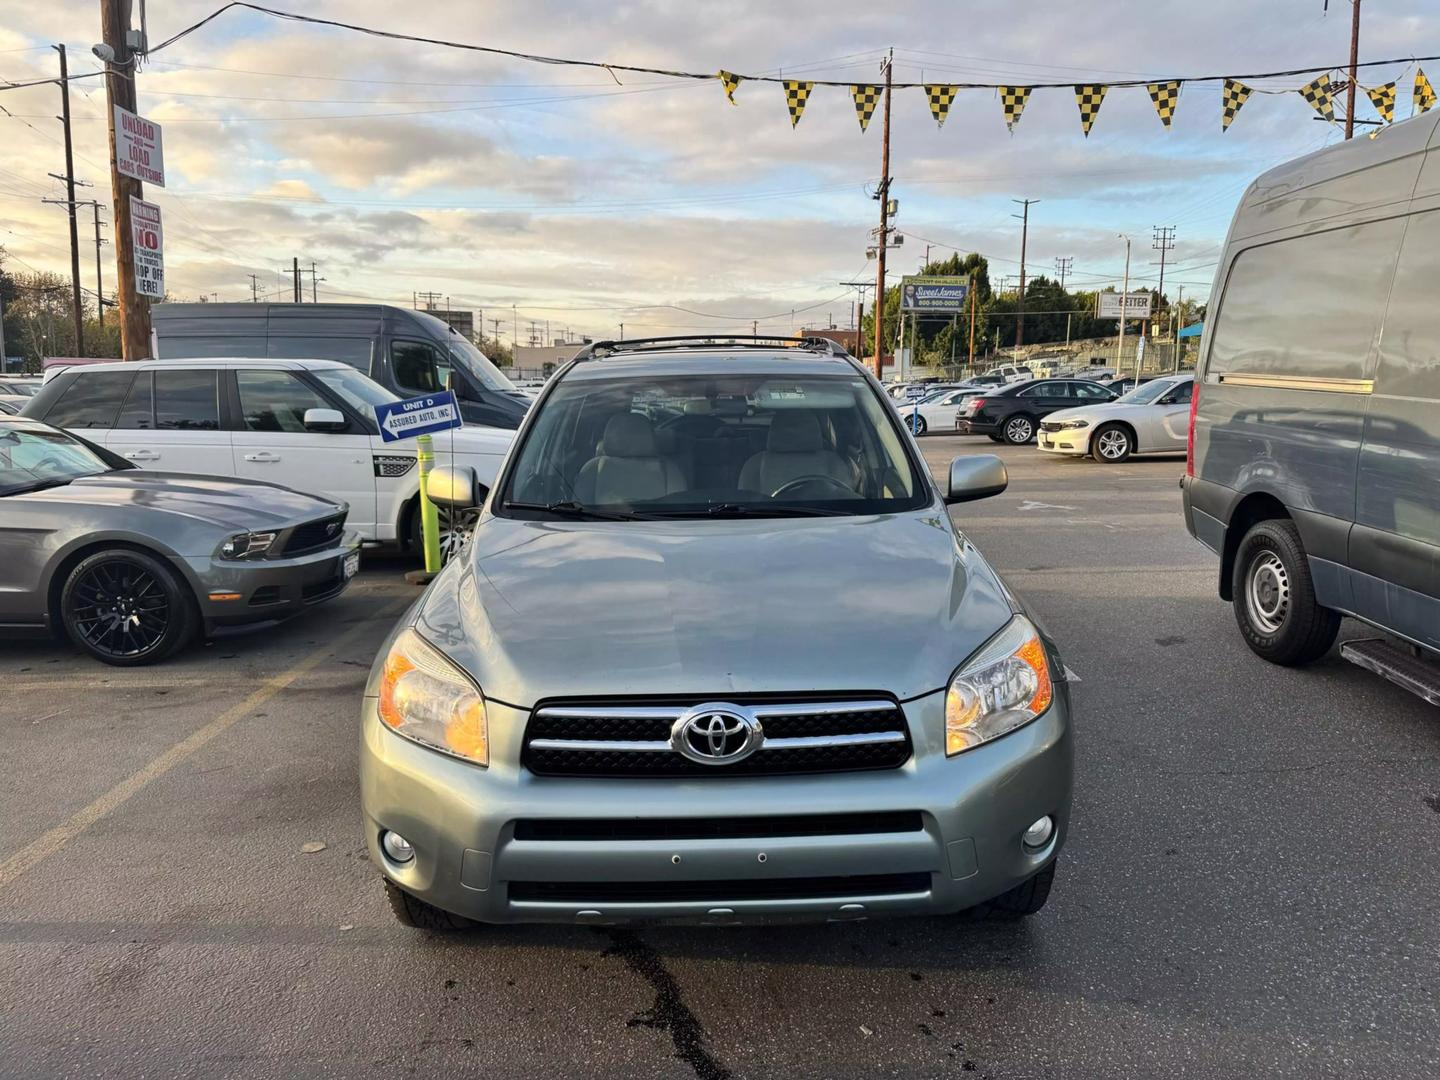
[683,399,712,415]
[767,410,823,453]
[601,412,658,458]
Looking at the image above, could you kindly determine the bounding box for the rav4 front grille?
[521,697,912,777]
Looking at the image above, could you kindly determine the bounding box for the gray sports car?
[0,415,361,665]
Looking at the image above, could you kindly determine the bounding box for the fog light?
[1022,816,1054,849]
[381,830,415,863]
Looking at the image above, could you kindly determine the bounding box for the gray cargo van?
[152,303,530,429]
[1184,110,1440,703]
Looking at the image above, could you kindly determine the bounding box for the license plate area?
[342,551,360,580]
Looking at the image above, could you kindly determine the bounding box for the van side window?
[391,339,451,395]
[1208,217,1405,381]
[43,371,135,429]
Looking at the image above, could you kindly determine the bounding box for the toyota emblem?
[670,703,763,765]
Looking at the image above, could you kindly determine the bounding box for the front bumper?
[175,530,362,632]
[360,691,1073,925]
[1037,429,1090,456]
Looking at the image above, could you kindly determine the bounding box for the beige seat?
[573,413,685,504]
[739,411,854,495]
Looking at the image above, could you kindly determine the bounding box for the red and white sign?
[130,196,164,298]
[114,105,165,187]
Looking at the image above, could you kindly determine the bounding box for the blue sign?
[373,390,463,443]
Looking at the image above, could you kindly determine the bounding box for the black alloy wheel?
[60,549,196,666]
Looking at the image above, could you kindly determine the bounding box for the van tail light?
[1185,381,1201,477]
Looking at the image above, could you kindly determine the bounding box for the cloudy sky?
[0,1,1436,343]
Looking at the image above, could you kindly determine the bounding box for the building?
[419,306,475,341]
[799,327,860,355]
[513,340,590,377]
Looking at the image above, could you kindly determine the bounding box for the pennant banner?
[850,84,879,131]
[1417,69,1437,115]
[783,79,813,127]
[1367,82,1397,124]
[1147,81,1180,128]
[925,84,959,127]
[1074,84,1108,137]
[1222,78,1252,131]
[999,86,1031,132]
[718,70,742,104]
[1299,73,1334,121]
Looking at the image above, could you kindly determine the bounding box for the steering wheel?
[770,474,857,499]
[27,456,67,473]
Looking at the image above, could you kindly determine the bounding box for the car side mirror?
[945,454,1008,505]
[427,464,481,510]
[303,407,347,432]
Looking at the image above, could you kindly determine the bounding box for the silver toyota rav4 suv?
[361,337,1073,928]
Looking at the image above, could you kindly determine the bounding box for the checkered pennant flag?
[1416,69,1437,115]
[1221,78,1253,131]
[925,84,959,127]
[717,70,742,105]
[851,84,880,132]
[1146,81,1180,129]
[783,79,814,127]
[999,86,1031,132]
[1366,82,1397,124]
[1298,73,1334,122]
[1073,84,1108,137]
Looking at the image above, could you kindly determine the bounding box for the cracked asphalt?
[2,438,1438,1079]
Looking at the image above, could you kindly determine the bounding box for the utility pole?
[291,257,301,303]
[967,273,976,369]
[101,0,151,360]
[919,243,931,271]
[1345,0,1361,140]
[249,274,260,302]
[55,45,85,356]
[1054,256,1072,291]
[872,48,894,381]
[489,317,503,345]
[1152,225,1175,341]
[1172,284,1185,371]
[87,201,107,326]
[1011,198,1038,350]
[306,262,323,303]
[1117,235,1131,371]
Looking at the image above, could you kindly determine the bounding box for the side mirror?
[945,454,1008,505]
[303,407,346,432]
[427,464,480,510]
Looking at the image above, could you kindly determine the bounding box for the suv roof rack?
[573,334,853,361]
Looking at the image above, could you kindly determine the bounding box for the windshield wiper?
[503,500,645,521]
[646,502,851,519]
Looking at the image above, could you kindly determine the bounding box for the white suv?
[22,358,512,553]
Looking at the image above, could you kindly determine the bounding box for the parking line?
[0,596,412,892]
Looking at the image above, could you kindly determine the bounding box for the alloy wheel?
[1096,429,1130,460]
[1006,416,1034,443]
[436,506,478,564]
[65,559,171,660]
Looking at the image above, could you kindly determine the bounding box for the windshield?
[0,426,113,495]
[446,334,517,394]
[1117,379,1174,405]
[500,371,929,519]
[313,366,399,413]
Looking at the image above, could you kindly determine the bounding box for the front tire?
[909,413,928,436]
[383,880,475,931]
[405,500,480,565]
[1003,414,1036,445]
[974,862,1055,920]
[1092,423,1133,463]
[60,548,197,666]
[1231,519,1340,666]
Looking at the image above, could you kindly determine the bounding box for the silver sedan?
[1037,374,1195,463]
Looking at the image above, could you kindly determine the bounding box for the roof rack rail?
[573,334,853,361]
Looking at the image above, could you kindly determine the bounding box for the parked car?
[21,358,512,558]
[361,334,1072,928]
[0,398,21,415]
[984,363,1034,383]
[0,415,359,665]
[1038,374,1195,462]
[1098,375,1156,395]
[1184,108,1440,701]
[151,303,532,430]
[957,378,1119,444]
[898,386,979,435]
[0,378,41,397]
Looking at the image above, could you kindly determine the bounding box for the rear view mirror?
[945,455,1008,505]
[427,464,480,510]
[303,407,346,432]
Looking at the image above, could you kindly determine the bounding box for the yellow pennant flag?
[925,84,958,127]
[717,70,742,105]
[1416,69,1437,115]
[850,85,880,132]
[1147,81,1180,128]
[1366,82,1397,124]
[1299,73,1334,122]
[783,80,814,127]
[1222,78,1253,131]
[1073,84,1108,137]
[999,86,1031,132]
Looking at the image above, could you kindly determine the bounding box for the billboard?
[1096,291,1153,319]
[900,275,969,313]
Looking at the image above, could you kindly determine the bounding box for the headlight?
[945,616,1054,755]
[219,531,277,559]
[378,628,488,766]
[1055,419,1090,430]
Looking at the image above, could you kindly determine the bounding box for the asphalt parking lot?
[2,437,1438,1080]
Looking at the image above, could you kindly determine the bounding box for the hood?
[15,470,342,532]
[416,510,1018,706]
[1045,401,1141,424]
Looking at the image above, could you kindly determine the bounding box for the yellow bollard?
[416,433,442,574]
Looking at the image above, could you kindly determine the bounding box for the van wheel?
[1092,423,1133,463]
[383,880,476,931]
[973,862,1055,920]
[1232,519,1340,666]
[1003,414,1036,444]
